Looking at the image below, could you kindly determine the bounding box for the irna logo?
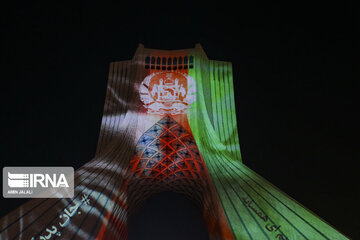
[3,167,74,198]
[7,172,69,188]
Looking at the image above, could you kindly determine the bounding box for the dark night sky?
[1,1,359,239]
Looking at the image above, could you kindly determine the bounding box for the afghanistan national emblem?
[140,71,196,115]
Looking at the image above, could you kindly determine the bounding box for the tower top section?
[132,43,208,60]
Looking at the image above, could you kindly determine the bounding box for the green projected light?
[187,45,349,240]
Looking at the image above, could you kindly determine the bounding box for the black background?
[1,1,359,239]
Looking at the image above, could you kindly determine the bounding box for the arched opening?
[128,191,210,240]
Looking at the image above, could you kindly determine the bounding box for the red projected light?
[130,115,205,182]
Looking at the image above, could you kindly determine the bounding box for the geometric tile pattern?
[129,115,205,186]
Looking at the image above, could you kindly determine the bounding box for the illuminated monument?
[0,44,350,239]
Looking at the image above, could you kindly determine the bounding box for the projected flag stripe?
[187,50,349,239]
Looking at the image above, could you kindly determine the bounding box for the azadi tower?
[0,44,350,239]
